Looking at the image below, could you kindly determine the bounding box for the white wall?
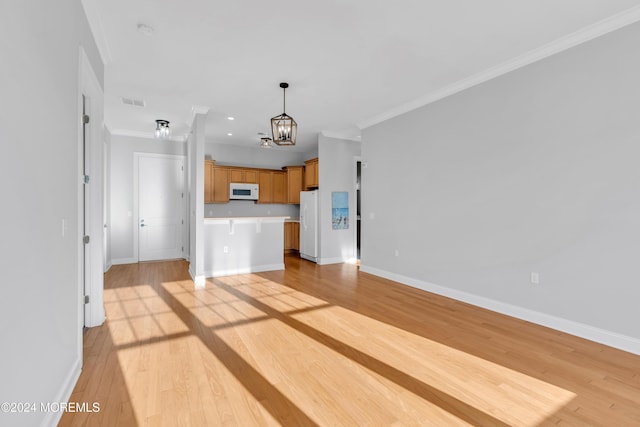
[318,135,361,264]
[0,1,103,426]
[361,22,640,353]
[110,133,186,263]
[206,142,306,168]
[205,201,299,219]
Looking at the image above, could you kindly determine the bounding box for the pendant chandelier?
[259,137,274,148]
[155,119,170,139]
[270,82,297,146]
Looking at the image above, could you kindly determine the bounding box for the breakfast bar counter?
[203,216,289,277]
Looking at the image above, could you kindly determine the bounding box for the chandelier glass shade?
[259,137,274,148]
[155,119,171,139]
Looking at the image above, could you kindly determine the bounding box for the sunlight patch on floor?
[219,275,577,427]
[292,304,576,427]
[102,273,577,426]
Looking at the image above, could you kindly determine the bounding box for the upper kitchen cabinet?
[257,170,287,204]
[206,162,304,204]
[213,167,230,202]
[283,166,304,204]
[272,171,287,204]
[257,170,273,203]
[229,168,258,184]
[204,160,215,203]
[304,158,318,189]
[205,162,230,203]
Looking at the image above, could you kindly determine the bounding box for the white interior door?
[138,154,185,261]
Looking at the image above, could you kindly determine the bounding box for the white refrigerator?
[299,190,318,262]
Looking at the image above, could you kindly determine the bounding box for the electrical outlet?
[394,249,400,257]
[223,246,229,254]
[531,272,539,284]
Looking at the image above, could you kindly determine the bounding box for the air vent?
[121,97,146,107]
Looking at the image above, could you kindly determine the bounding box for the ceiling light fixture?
[155,119,170,139]
[259,137,274,148]
[227,116,235,120]
[271,82,297,146]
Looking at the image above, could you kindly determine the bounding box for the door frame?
[353,156,362,262]
[78,47,105,331]
[133,152,187,262]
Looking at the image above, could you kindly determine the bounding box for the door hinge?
[84,295,90,304]
[181,219,184,225]
[83,235,90,244]
[83,114,90,124]
[181,246,184,252]
[83,175,90,184]
[181,192,184,198]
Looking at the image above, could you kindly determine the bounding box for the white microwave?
[229,182,259,200]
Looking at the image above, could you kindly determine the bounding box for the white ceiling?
[84,0,640,152]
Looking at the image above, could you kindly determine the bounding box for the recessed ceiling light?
[227,133,233,136]
[227,116,235,121]
[137,23,155,36]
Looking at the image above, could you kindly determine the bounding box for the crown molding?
[80,0,113,64]
[358,5,640,130]
[320,130,362,142]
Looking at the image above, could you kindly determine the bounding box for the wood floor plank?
[59,256,640,426]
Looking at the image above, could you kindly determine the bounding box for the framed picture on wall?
[332,191,349,230]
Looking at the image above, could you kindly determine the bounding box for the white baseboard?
[318,256,349,265]
[187,265,206,289]
[194,275,206,289]
[103,261,112,272]
[360,264,640,356]
[41,357,82,427]
[205,263,285,278]
[111,257,137,265]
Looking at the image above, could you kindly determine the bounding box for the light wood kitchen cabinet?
[244,169,258,183]
[207,161,304,204]
[284,221,300,252]
[272,171,287,204]
[259,171,287,204]
[212,166,230,203]
[284,166,304,204]
[258,170,273,203]
[304,157,319,189]
[229,168,258,184]
[204,160,215,203]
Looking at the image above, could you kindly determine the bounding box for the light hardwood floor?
[60,256,640,426]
